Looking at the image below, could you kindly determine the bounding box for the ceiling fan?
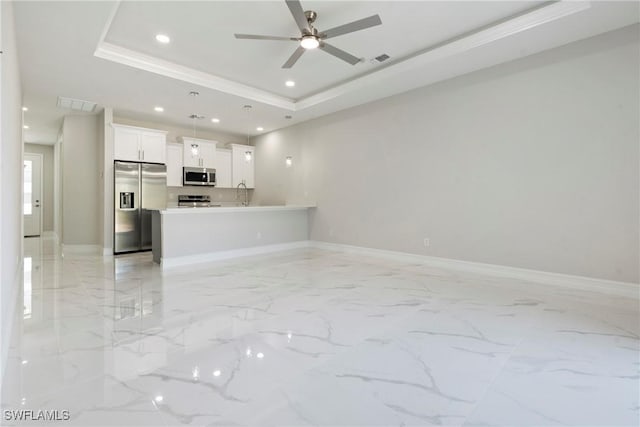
[234,0,382,69]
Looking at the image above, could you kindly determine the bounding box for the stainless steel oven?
[183,167,216,186]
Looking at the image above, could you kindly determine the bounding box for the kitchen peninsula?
[152,205,315,269]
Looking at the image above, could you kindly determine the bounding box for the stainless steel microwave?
[183,167,216,186]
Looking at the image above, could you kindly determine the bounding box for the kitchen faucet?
[236,182,249,206]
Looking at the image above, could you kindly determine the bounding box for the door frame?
[24,152,44,237]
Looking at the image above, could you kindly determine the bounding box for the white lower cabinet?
[166,143,183,187]
[215,149,232,188]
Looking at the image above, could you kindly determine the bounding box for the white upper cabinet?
[215,149,232,188]
[179,137,217,168]
[166,143,183,187]
[113,124,167,164]
[230,144,255,189]
[113,126,141,162]
[113,124,167,163]
[140,132,166,164]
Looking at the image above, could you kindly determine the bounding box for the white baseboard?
[103,247,113,256]
[61,244,101,255]
[161,240,312,270]
[310,241,639,299]
[1,261,22,386]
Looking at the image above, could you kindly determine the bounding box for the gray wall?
[253,26,640,284]
[62,115,100,246]
[24,143,54,232]
[1,0,24,382]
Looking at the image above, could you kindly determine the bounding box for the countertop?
[160,204,316,215]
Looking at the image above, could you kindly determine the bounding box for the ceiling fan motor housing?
[304,10,317,24]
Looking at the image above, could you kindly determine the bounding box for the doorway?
[24,153,43,237]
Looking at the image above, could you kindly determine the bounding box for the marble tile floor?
[1,235,638,426]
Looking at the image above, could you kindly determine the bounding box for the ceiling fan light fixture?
[300,35,319,50]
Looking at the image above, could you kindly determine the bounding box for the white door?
[183,140,202,168]
[113,127,141,162]
[140,132,166,164]
[166,143,183,187]
[24,153,42,237]
[215,149,232,188]
[199,142,217,168]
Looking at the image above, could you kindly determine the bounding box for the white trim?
[1,261,23,386]
[96,0,121,47]
[94,42,295,111]
[161,204,315,215]
[110,122,168,135]
[61,244,101,255]
[297,1,591,110]
[23,152,44,237]
[161,240,311,270]
[310,241,639,299]
[103,247,113,257]
[93,1,589,112]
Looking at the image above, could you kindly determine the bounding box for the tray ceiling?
[13,1,640,144]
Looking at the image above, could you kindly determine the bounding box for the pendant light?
[189,91,203,157]
[243,105,253,162]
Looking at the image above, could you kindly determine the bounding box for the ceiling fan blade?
[235,33,298,41]
[319,42,360,65]
[282,46,306,68]
[285,0,310,33]
[321,15,382,39]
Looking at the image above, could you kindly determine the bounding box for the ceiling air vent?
[374,54,390,63]
[56,96,97,112]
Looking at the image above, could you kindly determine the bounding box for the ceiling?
[14,1,640,144]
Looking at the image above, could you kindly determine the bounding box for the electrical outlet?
[329,228,335,237]
[256,231,262,240]
[423,238,430,248]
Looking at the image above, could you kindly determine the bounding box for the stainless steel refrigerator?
[114,161,166,254]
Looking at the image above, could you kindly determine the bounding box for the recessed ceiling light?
[154,106,164,112]
[155,34,170,44]
[211,118,220,123]
[285,80,295,87]
[256,127,264,131]
[22,107,28,111]
[23,125,29,129]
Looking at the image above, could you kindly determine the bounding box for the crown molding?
[95,1,590,113]
[296,1,591,110]
[94,42,296,110]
